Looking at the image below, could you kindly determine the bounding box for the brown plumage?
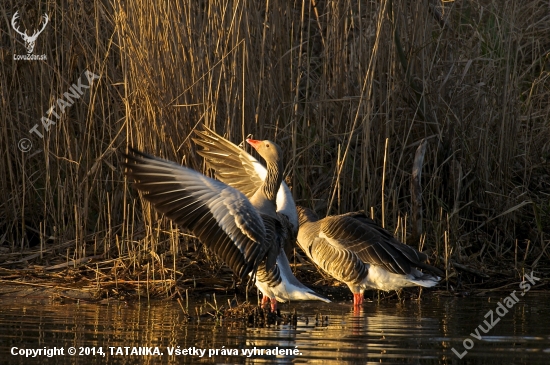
[122,144,277,281]
[191,127,329,308]
[297,206,443,306]
[122,131,328,310]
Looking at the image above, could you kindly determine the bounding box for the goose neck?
[261,160,283,202]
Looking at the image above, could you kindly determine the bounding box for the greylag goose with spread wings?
[191,128,329,308]
[123,134,328,311]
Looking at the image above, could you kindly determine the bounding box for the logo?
[12,10,49,61]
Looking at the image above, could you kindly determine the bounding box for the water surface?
[1,291,549,364]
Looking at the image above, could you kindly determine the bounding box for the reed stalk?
[1,0,548,295]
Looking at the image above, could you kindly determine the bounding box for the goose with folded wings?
[296,206,443,306]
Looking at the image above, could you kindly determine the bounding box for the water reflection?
[1,293,549,364]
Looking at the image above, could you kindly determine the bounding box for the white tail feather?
[255,252,330,303]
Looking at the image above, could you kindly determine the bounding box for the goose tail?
[260,252,331,303]
[408,270,441,288]
[362,266,441,291]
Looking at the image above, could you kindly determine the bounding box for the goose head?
[246,139,282,166]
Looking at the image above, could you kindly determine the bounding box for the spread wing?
[122,148,270,279]
[193,126,298,231]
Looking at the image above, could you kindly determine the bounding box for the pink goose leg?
[261,295,270,308]
[270,298,278,312]
[353,293,364,306]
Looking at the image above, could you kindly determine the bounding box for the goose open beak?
[246,138,262,150]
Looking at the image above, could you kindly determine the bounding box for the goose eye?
[265,143,270,148]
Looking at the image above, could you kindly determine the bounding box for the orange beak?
[246,139,262,150]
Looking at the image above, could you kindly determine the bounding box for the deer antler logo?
[11,11,49,54]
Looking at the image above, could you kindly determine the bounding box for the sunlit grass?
[0,0,548,298]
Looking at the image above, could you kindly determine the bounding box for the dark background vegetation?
[1,0,549,297]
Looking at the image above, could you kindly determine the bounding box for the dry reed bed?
[0,0,549,299]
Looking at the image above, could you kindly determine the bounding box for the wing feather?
[340,211,429,263]
[123,148,268,279]
[320,216,412,275]
[299,232,368,286]
[193,126,298,231]
[193,128,263,198]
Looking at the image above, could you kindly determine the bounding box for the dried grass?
[1,0,549,297]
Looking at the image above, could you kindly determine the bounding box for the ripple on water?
[0,293,549,364]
